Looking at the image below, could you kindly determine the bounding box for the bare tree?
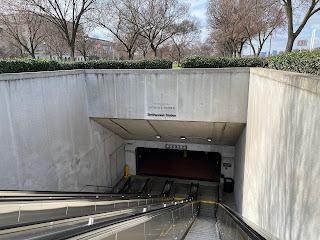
[170,19,198,65]
[95,0,142,60]
[76,34,97,60]
[44,25,69,60]
[276,0,320,52]
[207,0,248,57]
[191,39,216,57]
[136,36,151,59]
[75,23,97,60]
[0,1,46,58]
[0,35,27,58]
[242,0,285,57]
[27,0,97,61]
[137,0,190,57]
[97,0,191,58]
[208,31,235,57]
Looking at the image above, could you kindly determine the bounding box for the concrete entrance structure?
[0,71,125,192]
[0,67,319,239]
[235,69,320,240]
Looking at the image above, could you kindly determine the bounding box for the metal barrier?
[64,199,199,240]
[0,197,172,228]
[79,185,116,193]
[216,204,280,240]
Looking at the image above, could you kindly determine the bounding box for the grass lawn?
[172,64,182,69]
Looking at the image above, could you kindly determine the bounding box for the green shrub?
[181,52,320,76]
[266,51,320,75]
[181,56,267,68]
[0,58,172,74]
[0,58,59,73]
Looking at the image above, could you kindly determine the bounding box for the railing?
[79,185,116,193]
[55,199,199,240]
[216,203,280,240]
[216,183,279,240]
[0,197,173,229]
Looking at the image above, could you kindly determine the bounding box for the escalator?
[0,189,178,240]
[114,176,279,240]
[160,180,174,197]
[185,202,219,239]
[0,177,279,240]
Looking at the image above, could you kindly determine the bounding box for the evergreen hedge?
[1,52,320,75]
[181,51,320,76]
[267,51,320,75]
[181,56,267,68]
[0,58,172,74]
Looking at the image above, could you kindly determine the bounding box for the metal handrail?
[218,203,280,240]
[24,198,194,240]
[0,197,177,232]
[79,185,115,192]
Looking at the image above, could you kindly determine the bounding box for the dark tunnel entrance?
[136,147,221,181]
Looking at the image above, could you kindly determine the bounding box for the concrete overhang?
[86,68,250,124]
[85,68,250,146]
[93,118,245,145]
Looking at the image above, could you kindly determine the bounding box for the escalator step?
[186,217,219,240]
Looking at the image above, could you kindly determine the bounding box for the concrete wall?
[85,68,249,123]
[0,71,125,192]
[0,68,248,192]
[234,127,246,214]
[124,140,235,178]
[240,68,320,240]
[2,67,320,238]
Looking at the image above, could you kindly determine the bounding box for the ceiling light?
[180,136,186,140]
[156,135,161,139]
[207,138,212,142]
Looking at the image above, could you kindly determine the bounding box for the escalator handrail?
[118,177,132,194]
[0,190,138,198]
[138,178,151,194]
[160,180,174,197]
[219,203,280,240]
[188,183,199,200]
[23,199,194,240]
[0,197,175,231]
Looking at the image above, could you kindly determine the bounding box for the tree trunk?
[285,33,295,53]
[178,49,181,66]
[128,51,134,60]
[256,47,263,57]
[19,48,25,58]
[151,45,157,57]
[284,1,294,53]
[70,45,75,61]
[250,44,256,57]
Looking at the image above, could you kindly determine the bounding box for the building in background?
[0,15,121,61]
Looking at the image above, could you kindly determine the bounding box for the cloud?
[186,0,207,27]
[184,0,208,10]
[311,24,320,29]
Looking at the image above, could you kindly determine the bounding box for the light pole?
[269,33,272,57]
[310,29,316,52]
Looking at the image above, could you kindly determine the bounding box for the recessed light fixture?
[207,138,212,142]
[180,136,186,140]
[156,135,161,139]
